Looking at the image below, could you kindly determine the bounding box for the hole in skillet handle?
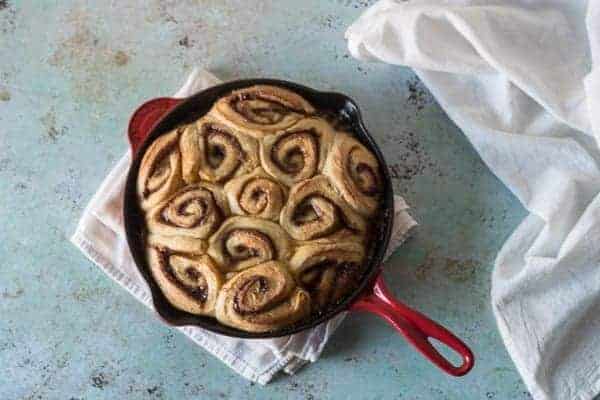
[123,80,395,339]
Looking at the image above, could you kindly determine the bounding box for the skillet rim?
[123,78,394,339]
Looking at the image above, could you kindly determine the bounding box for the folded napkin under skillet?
[71,68,417,384]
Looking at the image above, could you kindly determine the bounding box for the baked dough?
[138,85,383,332]
[215,261,311,332]
[212,85,315,138]
[260,117,334,187]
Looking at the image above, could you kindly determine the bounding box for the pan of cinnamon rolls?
[123,80,473,376]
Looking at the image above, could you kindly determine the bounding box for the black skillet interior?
[123,79,394,339]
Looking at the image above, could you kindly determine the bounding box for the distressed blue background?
[0,1,541,399]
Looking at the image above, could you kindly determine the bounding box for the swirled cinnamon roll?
[279,175,367,241]
[180,117,259,183]
[146,183,229,239]
[215,261,311,332]
[137,128,184,210]
[211,85,315,138]
[223,168,286,221]
[147,246,223,316]
[136,85,387,333]
[290,240,365,309]
[323,133,382,216]
[260,118,334,187]
[208,216,292,271]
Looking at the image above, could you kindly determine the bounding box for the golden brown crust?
[323,133,382,216]
[207,216,292,271]
[146,183,229,239]
[215,261,311,332]
[260,117,334,187]
[137,86,384,333]
[147,247,223,316]
[223,168,286,221]
[211,85,315,138]
[137,128,184,210]
[279,175,367,241]
[180,116,259,184]
[290,239,365,309]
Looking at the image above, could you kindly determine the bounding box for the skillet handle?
[350,273,474,377]
[127,97,183,154]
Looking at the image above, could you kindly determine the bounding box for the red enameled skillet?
[123,79,474,377]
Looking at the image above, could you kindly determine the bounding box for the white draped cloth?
[346,1,600,399]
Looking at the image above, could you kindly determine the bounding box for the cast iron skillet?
[123,79,474,376]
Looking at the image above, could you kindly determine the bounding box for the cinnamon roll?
[215,261,311,332]
[290,240,365,309]
[146,183,229,239]
[180,117,259,183]
[136,85,386,333]
[147,246,223,316]
[323,133,382,216]
[260,118,334,187]
[211,85,315,138]
[279,175,367,241]
[223,168,286,221]
[208,216,292,271]
[137,128,184,210]
[147,234,207,255]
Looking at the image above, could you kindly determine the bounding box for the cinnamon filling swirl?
[156,248,209,302]
[215,261,311,332]
[208,216,292,271]
[224,168,286,221]
[212,85,316,138]
[180,117,259,183]
[147,246,223,316]
[138,85,385,333]
[323,133,382,216]
[279,175,366,241]
[260,118,334,186]
[137,128,183,210]
[147,183,229,239]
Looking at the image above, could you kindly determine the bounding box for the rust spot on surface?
[47,9,138,103]
[444,258,478,282]
[414,256,434,281]
[0,89,10,101]
[114,50,129,66]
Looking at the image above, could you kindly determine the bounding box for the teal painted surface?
[0,1,540,399]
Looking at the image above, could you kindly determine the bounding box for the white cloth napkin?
[347,1,600,399]
[70,68,417,385]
